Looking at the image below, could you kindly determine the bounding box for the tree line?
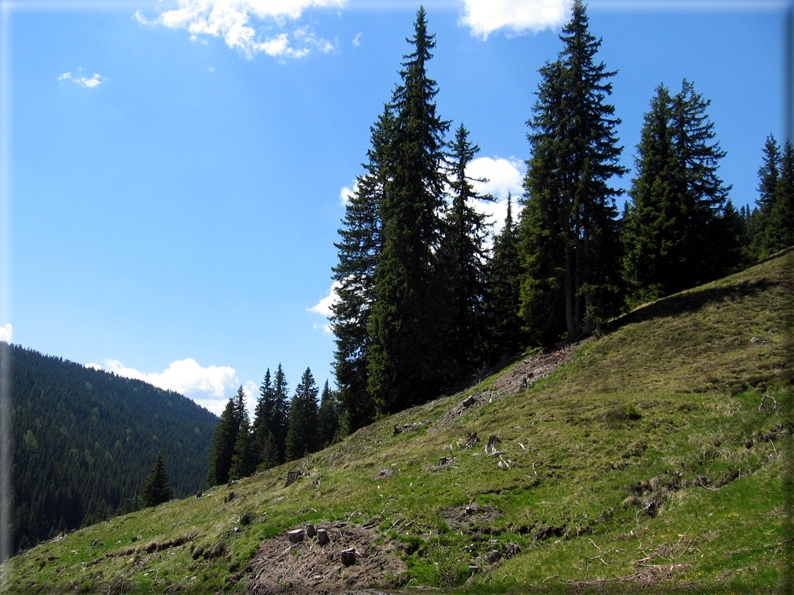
[328,1,793,434]
[206,366,340,486]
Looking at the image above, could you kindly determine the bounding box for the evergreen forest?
[205,0,793,487]
[324,1,793,435]
[6,344,218,553]
[204,1,792,489]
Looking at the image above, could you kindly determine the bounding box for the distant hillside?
[4,249,791,593]
[6,346,218,553]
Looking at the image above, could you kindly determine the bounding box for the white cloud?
[466,156,525,235]
[309,281,341,332]
[139,0,345,59]
[87,357,241,416]
[243,380,259,402]
[468,156,524,201]
[339,181,356,206]
[0,323,12,343]
[352,32,362,47]
[58,70,103,89]
[460,0,573,39]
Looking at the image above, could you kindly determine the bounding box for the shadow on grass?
[610,277,778,333]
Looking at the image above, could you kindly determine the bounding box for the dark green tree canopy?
[753,135,794,255]
[230,388,257,480]
[622,79,739,301]
[206,392,243,487]
[520,0,625,344]
[285,367,320,462]
[142,453,173,508]
[436,123,494,382]
[367,6,452,414]
[484,194,525,360]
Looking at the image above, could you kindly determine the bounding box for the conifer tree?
[622,83,682,301]
[330,108,390,434]
[271,365,290,462]
[671,79,739,284]
[317,380,340,449]
[251,366,290,465]
[754,135,782,257]
[483,194,525,360]
[623,79,738,301]
[766,138,794,252]
[142,453,173,507]
[368,6,451,414]
[257,431,280,471]
[206,396,239,487]
[285,368,319,462]
[229,388,257,480]
[519,0,625,344]
[251,369,273,467]
[436,123,493,381]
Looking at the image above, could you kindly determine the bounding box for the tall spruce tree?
[285,368,320,462]
[251,369,273,469]
[623,79,738,301]
[367,6,450,414]
[519,0,625,345]
[252,365,290,464]
[142,453,173,507]
[766,138,794,252]
[436,123,493,382]
[622,83,682,301]
[330,108,391,434]
[753,135,782,257]
[483,195,525,360]
[206,396,240,487]
[672,79,739,284]
[229,388,257,480]
[317,380,340,449]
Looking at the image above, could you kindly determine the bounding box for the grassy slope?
[3,249,792,594]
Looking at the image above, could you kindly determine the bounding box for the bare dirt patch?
[246,521,407,594]
[492,341,588,395]
[442,504,501,532]
[434,341,588,430]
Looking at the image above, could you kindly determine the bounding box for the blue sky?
[0,0,789,416]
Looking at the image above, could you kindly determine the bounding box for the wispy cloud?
[460,0,573,39]
[135,0,345,59]
[0,323,11,343]
[58,70,103,89]
[86,357,243,416]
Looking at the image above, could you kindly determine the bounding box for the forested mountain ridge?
[6,345,218,553]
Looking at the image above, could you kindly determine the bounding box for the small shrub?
[624,402,642,420]
[427,545,468,588]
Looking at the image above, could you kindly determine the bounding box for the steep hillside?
[3,250,791,593]
[5,346,219,553]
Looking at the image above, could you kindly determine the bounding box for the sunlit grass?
[3,250,791,593]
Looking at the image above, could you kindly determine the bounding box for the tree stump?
[285,470,301,487]
[316,528,329,545]
[305,523,316,538]
[287,529,305,544]
[340,548,357,566]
